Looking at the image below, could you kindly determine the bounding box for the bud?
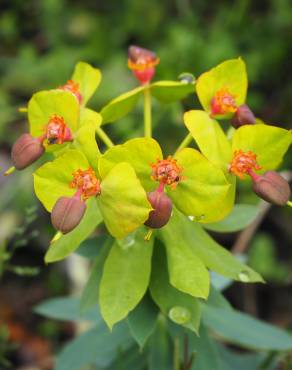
[11,133,44,170]
[144,190,173,229]
[252,171,291,206]
[231,104,256,128]
[51,196,86,234]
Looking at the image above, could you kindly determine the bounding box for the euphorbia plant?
[5,48,292,369]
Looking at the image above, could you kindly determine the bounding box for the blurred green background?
[0,0,291,368]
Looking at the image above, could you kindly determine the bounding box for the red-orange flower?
[211,88,237,116]
[150,156,183,189]
[229,150,261,179]
[45,115,73,145]
[70,167,101,200]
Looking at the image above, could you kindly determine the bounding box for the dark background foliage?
[0,0,291,368]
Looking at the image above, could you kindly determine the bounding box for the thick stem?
[96,126,114,148]
[143,87,152,138]
[173,337,180,370]
[174,133,193,155]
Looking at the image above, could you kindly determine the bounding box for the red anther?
[211,88,237,116]
[229,150,261,179]
[45,115,73,145]
[70,167,101,200]
[150,156,183,189]
[58,80,82,103]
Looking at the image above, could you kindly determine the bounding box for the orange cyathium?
[211,87,237,116]
[59,79,82,103]
[70,167,101,200]
[229,150,261,179]
[45,115,73,145]
[151,156,184,189]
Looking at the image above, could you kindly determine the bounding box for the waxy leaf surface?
[99,230,154,329]
[150,80,195,103]
[72,61,101,105]
[98,162,151,239]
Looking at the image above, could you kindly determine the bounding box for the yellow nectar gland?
[45,115,72,145]
[151,156,183,189]
[229,150,261,179]
[70,168,101,200]
[211,88,237,116]
[59,80,82,103]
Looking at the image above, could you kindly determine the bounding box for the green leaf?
[127,294,159,348]
[150,242,202,334]
[79,107,102,128]
[232,124,292,171]
[204,204,260,233]
[76,235,111,258]
[33,149,89,212]
[159,218,210,299]
[45,198,102,263]
[202,304,292,351]
[98,137,163,191]
[71,61,101,105]
[28,90,79,138]
[100,86,144,124]
[207,285,232,310]
[150,80,195,103]
[98,162,151,239]
[55,322,133,370]
[170,148,232,223]
[148,318,172,370]
[34,296,101,322]
[184,110,232,169]
[99,229,154,329]
[74,123,101,172]
[196,58,247,115]
[80,238,112,313]
[165,209,263,283]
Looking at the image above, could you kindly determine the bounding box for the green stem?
[143,87,152,138]
[96,127,114,148]
[287,201,292,208]
[174,133,193,155]
[173,337,180,370]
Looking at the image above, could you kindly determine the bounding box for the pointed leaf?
[100,86,144,124]
[202,304,292,351]
[28,90,79,138]
[148,318,172,370]
[127,294,159,348]
[45,197,102,263]
[204,204,260,233]
[165,209,263,283]
[150,243,201,333]
[99,230,154,329]
[150,80,195,103]
[196,58,247,115]
[80,238,112,312]
[232,124,292,171]
[98,138,163,191]
[159,216,210,299]
[169,148,231,223]
[98,162,151,239]
[184,110,232,169]
[72,61,101,105]
[33,149,89,211]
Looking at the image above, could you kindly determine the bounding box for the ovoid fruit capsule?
[11,133,44,170]
[51,196,86,234]
[144,191,173,229]
[252,171,291,206]
[231,104,256,128]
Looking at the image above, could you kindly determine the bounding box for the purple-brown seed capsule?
[51,196,87,234]
[252,171,291,206]
[11,133,44,170]
[144,190,173,229]
[231,104,256,128]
